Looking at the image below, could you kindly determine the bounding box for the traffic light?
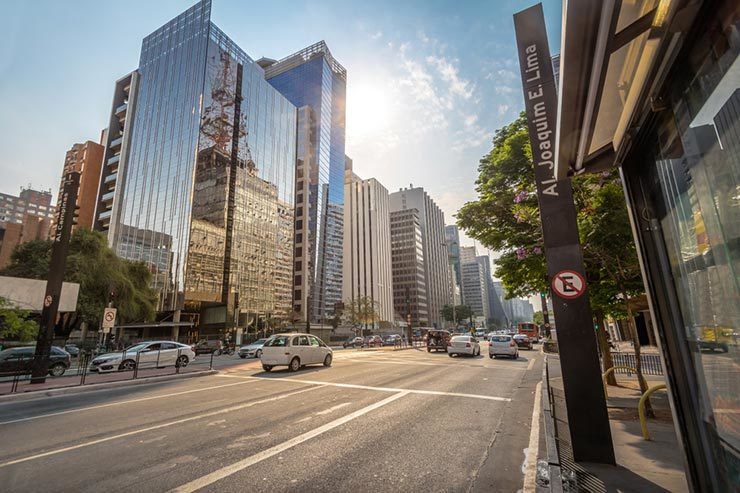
[71,204,81,226]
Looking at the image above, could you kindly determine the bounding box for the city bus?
[517,322,539,342]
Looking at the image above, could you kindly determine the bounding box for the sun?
[346,82,393,143]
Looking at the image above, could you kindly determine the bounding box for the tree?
[441,304,473,325]
[341,296,379,335]
[457,113,646,391]
[0,297,38,342]
[533,311,544,326]
[0,229,158,336]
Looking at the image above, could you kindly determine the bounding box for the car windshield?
[265,336,290,347]
[254,339,267,345]
[491,336,511,342]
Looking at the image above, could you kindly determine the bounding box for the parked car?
[238,338,269,358]
[513,334,533,350]
[260,333,332,372]
[489,335,519,359]
[365,335,383,347]
[343,337,363,348]
[447,335,480,357]
[193,339,222,355]
[89,341,195,373]
[383,334,402,346]
[64,344,80,358]
[0,346,71,377]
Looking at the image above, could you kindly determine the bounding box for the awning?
[555,0,702,178]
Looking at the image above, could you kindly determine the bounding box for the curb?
[0,369,219,404]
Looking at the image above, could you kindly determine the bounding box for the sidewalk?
[545,355,688,492]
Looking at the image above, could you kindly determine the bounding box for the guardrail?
[608,353,663,375]
[639,384,668,440]
[1,347,216,396]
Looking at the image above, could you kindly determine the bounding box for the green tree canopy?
[457,112,644,315]
[0,228,158,336]
[440,304,473,324]
[0,296,38,341]
[342,296,380,330]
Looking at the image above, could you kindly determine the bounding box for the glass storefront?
[624,1,739,485]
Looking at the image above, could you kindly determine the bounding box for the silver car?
[90,341,195,373]
[448,335,481,357]
[238,338,269,359]
[488,335,519,359]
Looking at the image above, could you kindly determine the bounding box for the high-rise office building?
[389,186,450,328]
[0,188,56,269]
[343,172,394,326]
[260,42,347,325]
[390,209,429,327]
[55,140,104,233]
[445,225,463,304]
[461,261,489,320]
[476,254,507,326]
[96,0,297,335]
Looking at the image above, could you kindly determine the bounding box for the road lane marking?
[315,402,352,415]
[169,391,409,493]
[522,381,542,493]
[360,357,529,370]
[527,357,536,371]
[0,385,320,469]
[216,374,511,402]
[0,379,260,426]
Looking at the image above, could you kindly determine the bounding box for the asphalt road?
[0,343,543,492]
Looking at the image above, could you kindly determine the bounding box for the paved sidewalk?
[546,355,688,492]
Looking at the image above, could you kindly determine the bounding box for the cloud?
[497,104,509,116]
[426,55,473,100]
[371,31,383,40]
[463,114,478,128]
[494,85,515,95]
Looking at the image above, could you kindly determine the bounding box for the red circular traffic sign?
[44,295,52,307]
[551,270,586,299]
[105,311,115,322]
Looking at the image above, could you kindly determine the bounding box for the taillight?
[510,341,516,347]
[447,342,452,346]
[465,343,471,347]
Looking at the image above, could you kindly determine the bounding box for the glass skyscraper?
[260,42,347,324]
[99,0,296,332]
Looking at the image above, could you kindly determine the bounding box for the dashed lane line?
[215,374,511,402]
[169,391,410,493]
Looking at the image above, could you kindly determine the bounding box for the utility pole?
[31,172,80,384]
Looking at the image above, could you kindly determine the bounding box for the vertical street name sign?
[513,4,615,464]
[30,171,80,383]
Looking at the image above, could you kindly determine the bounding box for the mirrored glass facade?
[109,0,296,324]
[264,43,346,323]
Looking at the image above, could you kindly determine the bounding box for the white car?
[238,338,270,358]
[260,333,332,372]
[447,335,481,357]
[89,341,195,373]
[488,335,519,359]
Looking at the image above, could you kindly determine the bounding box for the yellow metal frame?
[639,384,667,440]
[602,366,648,399]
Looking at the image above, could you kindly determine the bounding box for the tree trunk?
[626,306,654,418]
[595,310,617,386]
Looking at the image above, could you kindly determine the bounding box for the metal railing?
[1,347,216,396]
[608,353,663,375]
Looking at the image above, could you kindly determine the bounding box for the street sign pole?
[514,4,614,464]
[30,172,80,384]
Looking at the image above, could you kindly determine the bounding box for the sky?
[0,0,562,307]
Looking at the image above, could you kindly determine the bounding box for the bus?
[517,322,540,342]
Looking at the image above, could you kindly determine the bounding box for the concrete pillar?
[172,309,181,342]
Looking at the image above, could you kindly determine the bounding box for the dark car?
[513,334,533,350]
[426,330,451,352]
[64,344,80,357]
[0,346,71,377]
[343,337,363,348]
[192,339,223,355]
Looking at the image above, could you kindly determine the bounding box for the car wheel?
[239,355,246,359]
[289,357,301,372]
[262,364,273,372]
[256,349,262,359]
[427,347,431,352]
[48,363,66,377]
[176,355,189,368]
[449,352,454,357]
[323,354,333,367]
[119,359,136,371]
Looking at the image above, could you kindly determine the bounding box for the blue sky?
[0,0,561,296]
